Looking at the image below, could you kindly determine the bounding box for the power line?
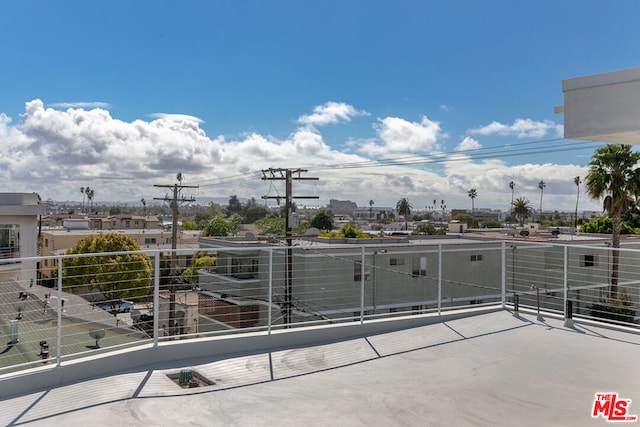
[193,138,600,192]
[153,178,198,335]
[261,168,318,326]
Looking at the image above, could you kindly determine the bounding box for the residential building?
[0,193,44,283]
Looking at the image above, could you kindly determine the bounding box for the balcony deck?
[2,308,639,426]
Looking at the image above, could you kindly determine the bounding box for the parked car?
[99,300,134,313]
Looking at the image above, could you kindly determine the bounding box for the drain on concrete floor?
[167,369,215,388]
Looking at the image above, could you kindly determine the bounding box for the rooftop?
[1,308,639,426]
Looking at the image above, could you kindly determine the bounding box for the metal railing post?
[360,247,366,324]
[437,244,442,315]
[153,251,160,347]
[501,241,506,308]
[268,248,273,334]
[56,255,63,367]
[563,245,569,323]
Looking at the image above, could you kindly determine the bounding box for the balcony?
[0,238,638,401]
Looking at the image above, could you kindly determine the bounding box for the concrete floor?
[2,310,640,426]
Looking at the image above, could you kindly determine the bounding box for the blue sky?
[1,1,639,212]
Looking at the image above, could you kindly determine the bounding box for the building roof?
[1,308,638,425]
[0,281,146,371]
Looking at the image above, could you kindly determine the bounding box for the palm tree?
[512,197,533,226]
[396,198,412,230]
[86,188,95,213]
[80,187,85,213]
[538,180,546,221]
[585,144,640,299]
[176,172,183,183]
[574,176,581,230]
[369,199,374,220]
[509,181,515,220]
[141,198,147,214]
[468,188,477,214]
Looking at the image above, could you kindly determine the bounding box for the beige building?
[39,227,201,280]
[0,193,44,283]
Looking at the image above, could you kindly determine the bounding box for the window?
[231,258,240,274]
[354,261,371,281]
[470,254,483,262]
[412,256,427,277]
[390,258,405,266]
[0,224,20,260]
[582,254,597,267]
[144,238,157,244]
[125,220,131,228]
[134,220,140,227]
[45,238,49,248]
[251,259,259,273]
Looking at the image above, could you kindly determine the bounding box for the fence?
[0,239,638,375]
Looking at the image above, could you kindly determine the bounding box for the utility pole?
[154,177,198,336]
[262,168,318,326]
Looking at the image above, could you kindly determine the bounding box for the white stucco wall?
[562,67,640,144]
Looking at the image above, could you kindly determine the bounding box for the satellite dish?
[305,227,321,236]
[89,329,105,348]
[245,231,255,240]
[130,309,141,323]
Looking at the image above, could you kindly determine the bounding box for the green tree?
[468,188,477,214]
[580,217,634,234]
[182,252,217,284]
[396,198,412,230]
[202,215,231,236]
[61,233,152,308]
[585,144,640,299]
[256,215,285,234]
[227,195,243,217]
[512,197,533,226]
[452,213,478,228]
[412,223,445,235]
[80,187,85,213]
[244,198,269,223]
[228,213,243,235]
[310,209,334,231]
[181,219,199,230]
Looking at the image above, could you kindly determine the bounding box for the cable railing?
[0,239,639,376]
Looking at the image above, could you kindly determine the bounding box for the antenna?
[89,329,105,348]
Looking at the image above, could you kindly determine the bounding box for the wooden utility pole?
[154,178,198,335]
[262,168,318,326]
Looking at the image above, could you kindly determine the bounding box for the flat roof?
[2,309,638,426]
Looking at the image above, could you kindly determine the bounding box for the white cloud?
[0,100,599,212]
[360,115,444,157]
[455,136,481,151]
[297,101,369,127]
[48,102,112,109]
[149,113,204,124]
[468,118,563,139]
